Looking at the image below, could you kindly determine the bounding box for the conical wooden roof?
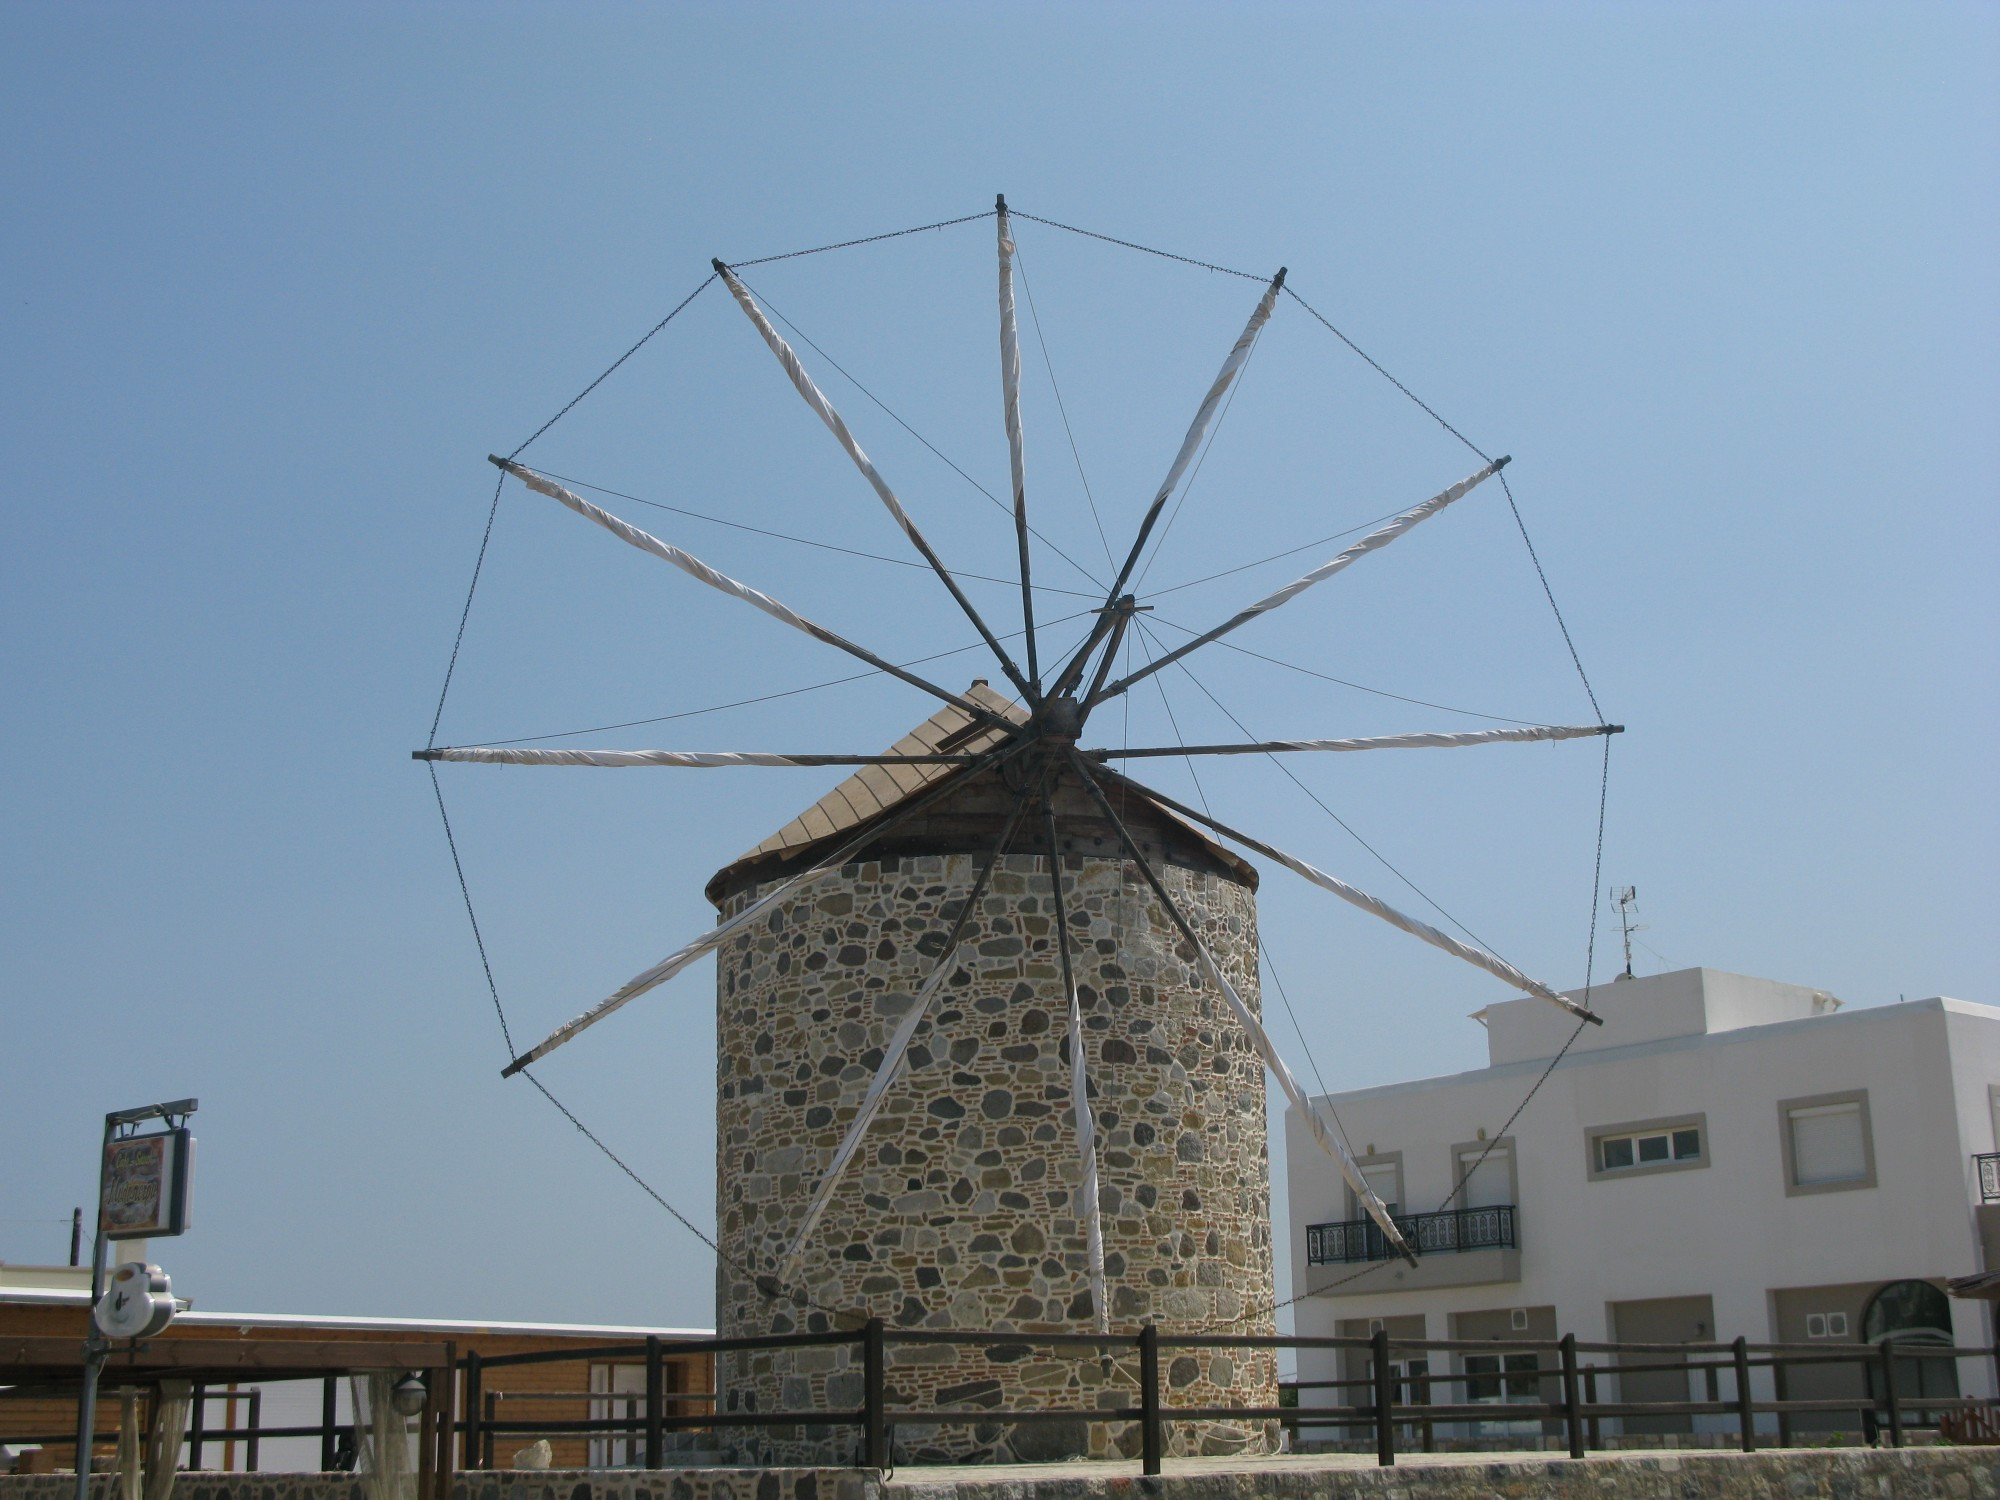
[705,681,1255,905]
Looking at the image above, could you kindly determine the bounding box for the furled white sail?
[996,198,1039,686]
[715,263,1029,697]
[1064,957,1110,1332]
[421,747,971,769]
[492,458,994,723]
[1097,723,1617,758]
[1138,780,1598,1023]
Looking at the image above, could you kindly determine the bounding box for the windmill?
[418,198,1614,1460]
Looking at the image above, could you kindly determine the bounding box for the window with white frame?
[1587,1115,1706,1179]
[1781,1092,1874,1193]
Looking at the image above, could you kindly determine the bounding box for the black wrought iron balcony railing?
[1307,1204,1518,1265]
[1977,1153,2000,1204]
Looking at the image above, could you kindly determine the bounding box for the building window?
[1464,1352,1540,1403]
[1448,1138,1515,1210]
[1586,1114,1708,1181]
[1779,1091,1875,1195]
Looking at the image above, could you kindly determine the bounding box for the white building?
[1284,967,2000,1437]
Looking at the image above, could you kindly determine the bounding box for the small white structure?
[1285,968,2000,1437]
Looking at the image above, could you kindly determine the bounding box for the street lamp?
[74,1099,197,1500]
[390,1375,428,1418]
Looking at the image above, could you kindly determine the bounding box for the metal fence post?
[862,1317,887,1469]
[1878,1341,1903,1448]
[247,1390,262,1472]
[645,1335,664,1468]
[188,1385,206,1470]
[462,1353,482,1470]
[1139,1323,1162,1477]
[1560,1333,1584,1458]
[1371,1328,1395,1467]
[1772,1354,1791,1447]
[1732,1336,1755,1452]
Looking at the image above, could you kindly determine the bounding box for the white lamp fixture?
[390,1374,428,1418]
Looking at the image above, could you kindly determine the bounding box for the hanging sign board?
[99,1129,194,1239]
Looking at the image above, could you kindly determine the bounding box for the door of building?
[1610,1295,1715,1435]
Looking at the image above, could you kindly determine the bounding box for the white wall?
[1286,980,2000,1412]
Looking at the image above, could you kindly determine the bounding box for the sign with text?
[99,1129,194,1239]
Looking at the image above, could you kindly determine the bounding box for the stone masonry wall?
[712,850,1277,1465]
[5,1448,1995,1500]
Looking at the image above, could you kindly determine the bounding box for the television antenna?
[1610,885,1645,979]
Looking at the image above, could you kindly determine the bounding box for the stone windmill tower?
[427,196,1611,1466]
[707,682,1276,1463]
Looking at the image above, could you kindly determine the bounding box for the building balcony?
[1304,1205,1521,1298]
[1977,1153,2000,1204]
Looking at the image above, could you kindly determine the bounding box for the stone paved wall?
[6,1449,1995,1500]
[712,850,1277,1464]
[0,1474,870,1500]
[887,1449,2000,1498]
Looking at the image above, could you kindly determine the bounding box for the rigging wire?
[429,757,850,1321]
[1146,611,1548,726]
[1136,616,1512,958]
[509,275,718,463]
[729,209,996,269]
[1278,281,1603,720]
[531,467,1098,599]
[1141,505,1407,601]
[1011,239,1116,573]
[444,604,1097,750]
[427,473,505,749]
[732,273,1109,595]
[1008,209,1265,283]
[1280,284,1492,466]
[1499,468,1604,721]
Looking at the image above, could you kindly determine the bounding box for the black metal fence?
[455,1323,1999,1475]
[1306,1206,1517,1264]
[12,1327,1992,1476]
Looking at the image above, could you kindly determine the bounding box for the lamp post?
[74,1099,197,1500]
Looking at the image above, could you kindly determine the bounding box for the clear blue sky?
[4,4,1995,1335]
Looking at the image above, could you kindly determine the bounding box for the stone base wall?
[5,1450,1996,1500]
[713,850,1278,1464]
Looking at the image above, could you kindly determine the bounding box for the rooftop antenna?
[1611,886,1643,979]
